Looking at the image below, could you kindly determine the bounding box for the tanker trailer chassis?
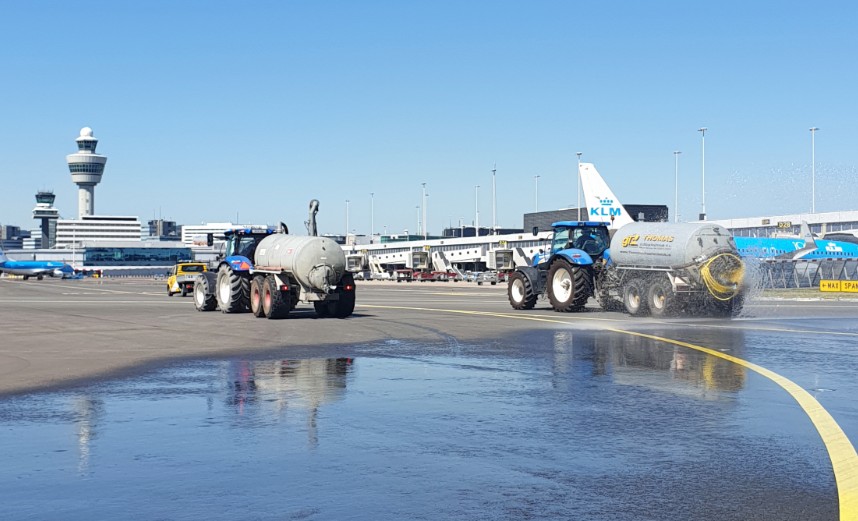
[193,227,356,319]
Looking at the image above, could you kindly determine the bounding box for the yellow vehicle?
[167,262,208,297]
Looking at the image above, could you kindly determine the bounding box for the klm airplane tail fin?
[799,221,817,248]
[786,221,819,260]
[579,162,634,229]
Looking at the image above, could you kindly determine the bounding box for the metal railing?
[754,259,858,289]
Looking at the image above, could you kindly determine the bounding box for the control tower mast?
[32,191,59,248]
[66,127,107,218]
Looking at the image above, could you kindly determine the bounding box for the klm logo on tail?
[590,197,623,218]
[579,163,634,228]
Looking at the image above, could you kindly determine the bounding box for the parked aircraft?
[0,248,74,280]
[578,162,858,260]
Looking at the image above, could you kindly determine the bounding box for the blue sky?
[1,1,856,236]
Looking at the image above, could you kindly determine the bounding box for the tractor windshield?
[553,226,609,256]
[571,227,609,255]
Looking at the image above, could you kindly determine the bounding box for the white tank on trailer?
[609,222,737,268]
[254,235,347,292]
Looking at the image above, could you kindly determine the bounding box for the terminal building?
[708,210,858,239]
[55,215,143,248]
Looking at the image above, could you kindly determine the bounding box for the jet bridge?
[431,251,464,278]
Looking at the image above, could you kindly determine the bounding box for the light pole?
[345,199,350,239]
[491,163,497,235]
[698,128,707,220]
[460,217,464,237]
[810,127,819,213]
[421,182,428,240]
[534,175,540,213]
[416,205,421,237]
[370,192,374,242]
[576,152,583,220]
[673,151,681,223]
[475,185,480,237]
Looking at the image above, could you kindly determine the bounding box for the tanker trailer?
[597,222,745,317]
[251,234,355,319]
[193,226,355,319]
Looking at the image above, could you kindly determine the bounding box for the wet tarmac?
[2,334,854,519]
[0,280,856,520]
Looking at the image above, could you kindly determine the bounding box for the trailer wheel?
[507,271,537,310]
[547,260,590,312]
[193,273,218,311]
[262,275,290,319]
[623,279,649,316]
[329,273,357,318]
[216,265,250,313]
[250,276,266,318]
[647,279,675,317]
[313,301,330,317]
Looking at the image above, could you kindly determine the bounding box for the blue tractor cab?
[222,227,276,273]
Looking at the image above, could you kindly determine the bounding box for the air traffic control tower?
[66,127,107,218]
[32,190,59,248]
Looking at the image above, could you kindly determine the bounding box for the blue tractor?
[507,221,611,312]
[193,226,277,313]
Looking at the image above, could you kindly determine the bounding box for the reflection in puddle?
[226,358,353,446]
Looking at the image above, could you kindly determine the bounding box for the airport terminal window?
[84,247,193,266]
[68,163,104,173]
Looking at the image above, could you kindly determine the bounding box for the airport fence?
[756,259,858,289]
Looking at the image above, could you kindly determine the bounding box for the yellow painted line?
[360,304,858,520]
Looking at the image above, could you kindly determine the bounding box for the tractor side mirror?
[206,233,214,247]
[532,226,539,236]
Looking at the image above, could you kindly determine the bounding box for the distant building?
[180,222,269,245]
[147,219,180,241]
[1,224,28,250]
[708,210,858,238]
[524,204,668,232]
[442,226,524,238]
[56,215,142,248]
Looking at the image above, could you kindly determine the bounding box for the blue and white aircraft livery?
[578,162,858,260]
[0,248,74,280]
[732,225,858,260]
[578,162,635,229]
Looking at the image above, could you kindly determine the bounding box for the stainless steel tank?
[609,222,737,268]
[254,234,346,292]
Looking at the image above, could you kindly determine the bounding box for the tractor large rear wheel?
[547,260,590,312]
[193,273,217,311]
[507,271,537,310]
[217,265,250,313]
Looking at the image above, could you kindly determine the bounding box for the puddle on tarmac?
[0,331,837,520]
